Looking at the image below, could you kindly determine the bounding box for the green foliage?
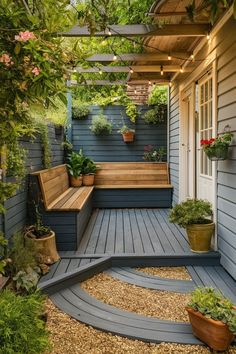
[27,205,51,239]
[6,141,27,180]
[36,122,52,169]
[143,145,166,162]
[118,125,135,134]
[169,199,213,228]
[0,290,49,354]
[186,0,231,24]
[0,233,8,275]
[148,86,168,105]
[125,102,139,123]
[142,106,167,125]
[13,267,40,294]
[0,181,18,214]
[188,287,236,334]
[90,114,113,135]
[72,104,90,120]
[67,151,83,177]
[83,160,97,175]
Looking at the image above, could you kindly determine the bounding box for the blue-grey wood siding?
[3,125,64,240]
[169,86,179,204]
[72,105,167,162]
[169,16,236,279]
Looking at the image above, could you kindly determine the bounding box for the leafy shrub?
[188,287,236,334]
[125,102,138,123]
[83,160,97,174]
[169,199,213,228]
[0,290,50,354]
[0,233,8,275]
[142,105,167,125]
[72,104,90,119]
[67,151,83,177]
[148,86,168,105]
[90,114,113,135]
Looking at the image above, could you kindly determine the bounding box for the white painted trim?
[212,60,218,251]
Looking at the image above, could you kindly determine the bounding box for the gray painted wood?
[72,105,167,162]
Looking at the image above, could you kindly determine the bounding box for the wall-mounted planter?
[122,132,135,143]
[204,145,229,161]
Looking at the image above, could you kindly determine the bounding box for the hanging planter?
[118,125,135,143]
[201,132,233,161]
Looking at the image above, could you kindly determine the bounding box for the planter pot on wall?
[26,229,60,264]
[70,175,83,187]
[204,145,229,161]
[83,174,95,186]
[186,307,234,351]
[122,132,135,143]
[186,222,215,253]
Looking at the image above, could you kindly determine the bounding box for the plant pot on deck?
[186,221,215,253]
[26,228,60,264]
[70,175,83,187]
[186,307,235,351]
[83,174,95,186]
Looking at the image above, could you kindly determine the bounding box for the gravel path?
[135,266,192,280]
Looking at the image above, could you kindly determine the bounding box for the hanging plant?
[90,114,113,135]
[201,132,234,161]
[142,105,167,125]
[125,102,139,123]
[72,104,91,120]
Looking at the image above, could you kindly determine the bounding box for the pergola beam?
[86,52,189,62]
[73,65,192,73]
[69,79,168,86]
[62,24,209,37]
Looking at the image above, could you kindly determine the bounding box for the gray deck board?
[115,209,124,253]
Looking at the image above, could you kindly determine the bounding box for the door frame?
[179,61,218,250]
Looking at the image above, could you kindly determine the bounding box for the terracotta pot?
[186,307,234,351]
[26,229,60,264]
[70,175,83,187]
[83,174,95,186]
[122,132,135,142]
[186,222,215,253]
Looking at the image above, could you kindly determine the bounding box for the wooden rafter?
[73,65,192,73]
[61,24,209,37]
[86,52,189,62]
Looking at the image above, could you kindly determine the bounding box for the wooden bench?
[93,162,173,208]
[29,165,94,251]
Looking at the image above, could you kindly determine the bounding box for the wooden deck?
[39,208,236,345]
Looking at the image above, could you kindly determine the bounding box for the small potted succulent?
[201,131,234,161]
[25,206,59,264]
[67,151,83,187]
[186,287,236,351]
[169,199,214,253]
[118,125,135,142]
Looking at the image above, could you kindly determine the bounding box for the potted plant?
[90,114,113,135]
[118,125,135,143]
[67,151,83,187]
[201,131,234,161]
[72,104,90,120]
[25,206,60,264]
[186,287,236,351]
[82,157,98,186]
[143,145,166,162]
[169,199,214,253]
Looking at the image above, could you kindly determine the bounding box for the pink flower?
[0,53,13,67]
[32,67,41,76]
[15,31,36,42]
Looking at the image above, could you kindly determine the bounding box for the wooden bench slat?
[47,188,75,210]
[95,180,169,185]
[70,187,94,210]
[97,162,167,170]
[59,188,85,209]
[96,170,167,176]
[95,184,173,189]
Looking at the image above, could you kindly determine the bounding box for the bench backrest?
[95,162,170,186]
[32,164,69,209]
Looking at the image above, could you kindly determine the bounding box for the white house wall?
[169,16,236,279]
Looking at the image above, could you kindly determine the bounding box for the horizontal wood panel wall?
[169,16,236,279]
[72,105,167,162]
[169,86,180,205]
[215,17,236,280]
[2,125,64,240]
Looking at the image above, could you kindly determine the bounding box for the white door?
[196,75,214,204]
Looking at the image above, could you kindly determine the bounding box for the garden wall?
[0,125,64,240]
[72,105,167,162]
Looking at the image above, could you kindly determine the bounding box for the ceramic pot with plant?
[201,131,234,161]
[25,207,60,264]
[67,151,83,187]
[169,199,214,253]
[82,158,97,186]
[118,125,135,142]
[186,287,236,351]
